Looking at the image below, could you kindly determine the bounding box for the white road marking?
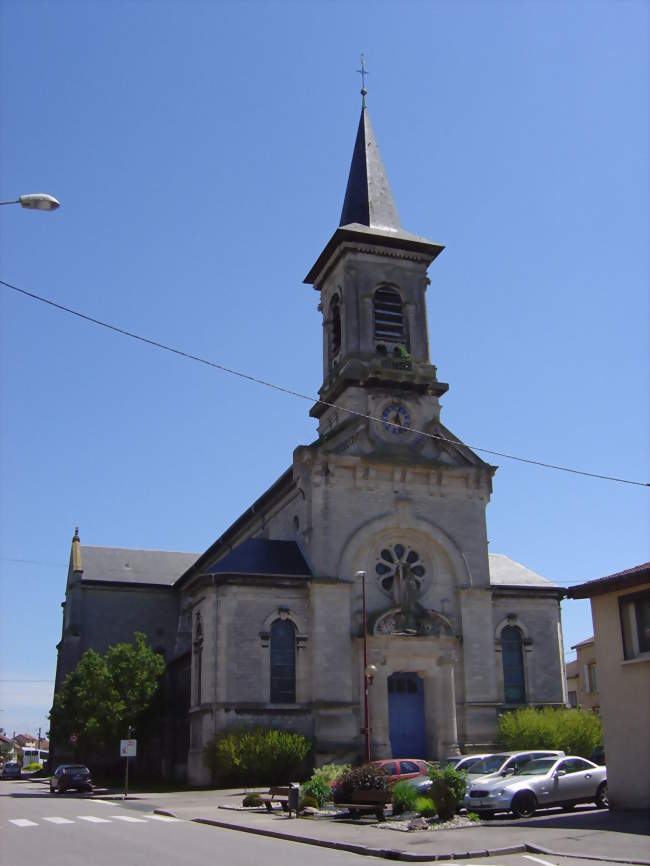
[109,814,148,822]
[146,814,181,822]
[524,856,557,866]
[8,819,38,827]
[43,817,75,824]
[77,815,112,823]
[92,799,112,805]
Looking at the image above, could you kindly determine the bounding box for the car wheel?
[511,791,537,819]
[595,782,609,810]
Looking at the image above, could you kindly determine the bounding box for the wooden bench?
[334,789,392,821]
[258,786,291,812]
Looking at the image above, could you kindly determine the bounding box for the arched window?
[374,287,405,348]
[502,625,526,704]
[330,294,341,359]
[270,618,296,703]
[193,614,204,705]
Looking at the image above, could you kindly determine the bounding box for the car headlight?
[488,789,505,798]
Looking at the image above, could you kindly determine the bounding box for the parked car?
[404,773,434,795]
[50,764,93,794]
[464,755,607,818]
[372,758,433,783]
[465,750,565,784]
[1,762,21,780]
[441,754,493,773]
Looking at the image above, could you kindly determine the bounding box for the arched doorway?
[387,672,426,757]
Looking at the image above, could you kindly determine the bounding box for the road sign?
[120,739,137,758]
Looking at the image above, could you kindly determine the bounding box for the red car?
[373,758,433,782]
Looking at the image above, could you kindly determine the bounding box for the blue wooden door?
[388,672,426,758]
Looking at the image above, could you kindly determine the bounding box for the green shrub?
[301,775,330,808]
[300,794,319,811]
[498,707,602,758]
[391,780,419,815]
[23,762,42,771]
[467,811,480,823]
[414,796,437,818]
[312,763,351,787]
[427,769,458,821]
[242,793,264,807]
[203,727,311,786]
[441,765,467,805]
[332,764,391,804]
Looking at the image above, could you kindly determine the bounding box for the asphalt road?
[0,780,632,866]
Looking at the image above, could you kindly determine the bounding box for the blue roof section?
[206,538,312,578]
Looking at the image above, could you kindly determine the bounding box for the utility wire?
[2,278,648,488]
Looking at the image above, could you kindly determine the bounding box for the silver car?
[465,750,565,785]
[464,756,608,818]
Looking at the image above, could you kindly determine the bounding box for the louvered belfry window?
[374,287,405,346]
[270,619,296,703]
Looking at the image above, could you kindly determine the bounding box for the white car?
[442,754,493,773]
[464,755,608,818]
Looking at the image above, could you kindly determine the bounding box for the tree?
[50,632,165,756]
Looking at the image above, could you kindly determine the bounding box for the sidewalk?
[148,788,650,864]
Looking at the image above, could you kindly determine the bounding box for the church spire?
[339,63,401,232]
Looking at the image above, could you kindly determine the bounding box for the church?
[53,93,567,784]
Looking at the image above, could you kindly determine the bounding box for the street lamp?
[356,570,376,763]
[0,193,60,211]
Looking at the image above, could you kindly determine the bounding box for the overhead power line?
[2,278,648,488]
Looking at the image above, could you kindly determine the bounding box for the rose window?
[375,543,426,594]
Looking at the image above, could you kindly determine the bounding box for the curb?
[185,815,528,862]
[153,809,179,819]
[524,842,650,866]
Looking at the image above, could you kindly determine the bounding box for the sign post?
[119,734,137,799]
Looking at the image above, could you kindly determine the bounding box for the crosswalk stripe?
[146,814,181,822]
[9,819,38,827]
[109,815,148,822]
[43,817,75,824]
[77,815,111,823]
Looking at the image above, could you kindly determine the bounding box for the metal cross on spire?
[357,53,368,107]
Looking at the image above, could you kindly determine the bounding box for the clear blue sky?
[1,0,647,737]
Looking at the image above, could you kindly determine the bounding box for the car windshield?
[515,759,556,775]
[63,765,89,773]
[467,754,509,775]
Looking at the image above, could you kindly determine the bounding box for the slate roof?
[488,553,558,588]
[340,106,401,231]
[566,562,650,599]
[79,546,199,586]
[205,538,312,578]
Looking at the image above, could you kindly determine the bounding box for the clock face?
[381,403,411,435]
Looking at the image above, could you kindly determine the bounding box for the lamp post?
[355,570,378,763]
[0,193,60,211]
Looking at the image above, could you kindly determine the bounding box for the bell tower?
[304,93,449,440]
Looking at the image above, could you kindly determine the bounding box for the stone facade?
[53,100,566,785]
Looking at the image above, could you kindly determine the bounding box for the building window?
[270,618,296,703]
[193,614,203,706]
[620,590,650,659]
[374,287,406,349]
[585,662,598,693]
[502,625,526,704]
[330,294,341,363]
